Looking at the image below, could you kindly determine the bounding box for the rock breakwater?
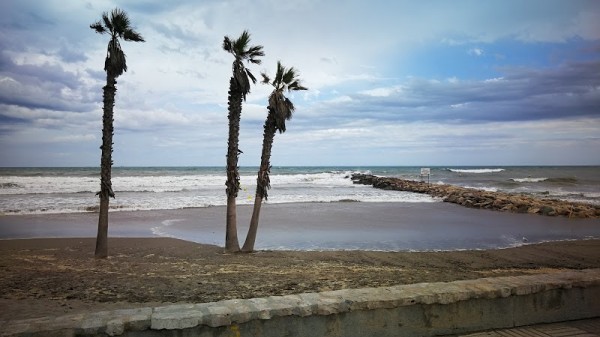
[351,174,600,219]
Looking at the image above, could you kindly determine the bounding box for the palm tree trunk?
[242,194,263,252]
[241,112,276,253]
[95,74,117,259]
[225,195,240,252]
[225,77,243,252]
[95,197,109,258]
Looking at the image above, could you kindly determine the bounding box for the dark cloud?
[322,60,600,124]
[122,1,184,15]
[0,52,98,112]
[151,22,207,44]
[57,46,88,63]
[0,113,28,126]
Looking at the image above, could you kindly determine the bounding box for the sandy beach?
[1,237,599,321]
[1,202,599,322]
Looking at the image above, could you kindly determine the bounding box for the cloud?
[50,134,96,143]
[468,48,484,56]
[314,59,600,124]
[1,0,599,166]
[116,109,193,131]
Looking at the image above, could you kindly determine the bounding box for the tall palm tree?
[241,61,307,253]
[222,31,264,253]
[90,8,144,258]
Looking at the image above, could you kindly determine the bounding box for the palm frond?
[284,97,295,115]
[90,21,106,34]
[246,68,257,84]
[282,68,296,86]
[110,8,130,36]
[246,45,264,64]
[234,30,251,51]
[261,72,271,85]
[274,63,284,87]
[233,61,251,99]
[288,81,308,91]
[105,39,127,76]
[102,12,113,32]
[274,96,295,133]
[222,36,233,53]
[248,58,262,65]
[124,28,145,42]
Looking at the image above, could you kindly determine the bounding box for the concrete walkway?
[458,318,600,337]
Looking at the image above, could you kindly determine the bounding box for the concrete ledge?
[2,269,599,336]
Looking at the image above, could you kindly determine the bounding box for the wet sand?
[1,202,599,251]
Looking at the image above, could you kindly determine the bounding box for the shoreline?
[1,237,599,321]
[1,202,599,251]
[1,234,599,252]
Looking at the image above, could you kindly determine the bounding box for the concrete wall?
[2,269,599,337]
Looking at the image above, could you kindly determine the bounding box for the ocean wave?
[0,182,23,189]
[448,168,505,174]
[460,185,499,192]
[539,192,600,206]
[510,177,548,183]
[0,172,362,196]
[510,177,578,184]
[547,177,578,184]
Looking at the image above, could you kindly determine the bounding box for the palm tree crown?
[90,8,145,78]
[222,30,264,100]
[262,61,308,133]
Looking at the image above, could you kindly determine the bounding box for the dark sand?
[1,237,599,321]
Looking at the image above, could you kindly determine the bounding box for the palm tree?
[222,31,264,253]
[241,61,307,253]
[90,8,144,258]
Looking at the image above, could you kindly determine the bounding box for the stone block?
[151,309,204,330]
[205,305,232,327]
[246,297,273,320]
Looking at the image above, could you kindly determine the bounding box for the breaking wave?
[448,168,505,174]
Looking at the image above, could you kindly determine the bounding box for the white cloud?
[116,109,192,130]
[50,134,96,143]
[360,86,401,97]
[484,77,504,83]
[468,48,484,56]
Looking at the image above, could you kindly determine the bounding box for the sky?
[0,0,599,167]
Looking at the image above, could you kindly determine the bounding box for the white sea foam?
[151,219,184,238]
[449,168,505,174]
[460,185,499,192]
[511,177,548,183]
[3,166,598,214]
[0,170,438,215]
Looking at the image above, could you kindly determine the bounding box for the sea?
[1,166,599,216]
[1,166,599,250]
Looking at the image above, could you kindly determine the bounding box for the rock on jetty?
[350,173,600,219]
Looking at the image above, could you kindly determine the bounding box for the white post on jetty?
[420,168,431,184]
